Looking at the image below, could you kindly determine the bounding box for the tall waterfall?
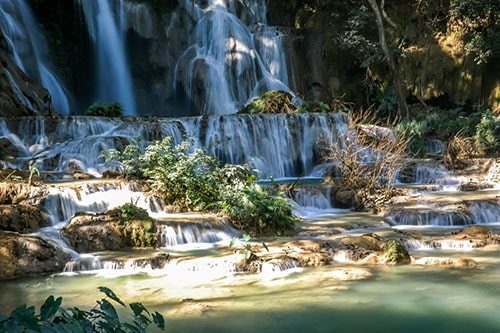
[0,0,70,115]
[78,0,136,116]
[174,0,291,115]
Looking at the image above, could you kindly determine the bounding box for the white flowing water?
[1,113,347,178]
[78,0,136,115]
[174,0,291,115]
[0,0,70,115]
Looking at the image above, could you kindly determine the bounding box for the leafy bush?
[85,102,124,117]
[222,184,298,236]
[103,137,298,235]
[0,287,164,332]
[474,111,500,154]
[120,203,151,222]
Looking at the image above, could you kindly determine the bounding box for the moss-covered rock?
[62,206,158,253]
[383,240,411,265]
[239,91,296,114]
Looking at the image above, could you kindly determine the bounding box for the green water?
[1,250,500,333]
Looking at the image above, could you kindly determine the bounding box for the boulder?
[414,257,477,268]
[383,240,411,265]
[333,189,355,208]
[0,231,70,279]
[0,182,47,206]
[62,213,157,253]
[340,234,384,251]
[72,172,96,180]
[0,205,50,232]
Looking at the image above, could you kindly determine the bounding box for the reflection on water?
[1,249,500,333]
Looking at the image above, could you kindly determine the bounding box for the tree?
[366,0,409,119]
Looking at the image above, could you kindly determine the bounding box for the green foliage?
[240,91,296,114]
[474,111,500,153]
[395,105,488,155]
[0,287,165,332]
[85,102,124,117]
[450,0,499,64]
[120,203,151,222]
[384,240,410,264]
[222,183,298,236]
[104,137,298,235]
[296,101,332,113]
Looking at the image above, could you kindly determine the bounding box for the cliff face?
[0,30,49,117]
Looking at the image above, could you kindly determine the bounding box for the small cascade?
[388,209,472,227]
[260,258,301,279]
[158,221,240,249]
[78,0,136,115]
[414,164,458,186]
[63,253,171,274]
[3,113,347,179]
[44,182,165,225]
[174,0,290,115]
[0,0,70,114]
[387,200,500,227]
[469,201,500,224]
[404,239,475,251]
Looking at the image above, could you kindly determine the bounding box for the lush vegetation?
[103,137,298,236]
[0,287,164,332]
[84,103,124,117]
[395,106,499,156]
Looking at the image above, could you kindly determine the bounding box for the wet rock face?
[0,231,70,279]
[62,213,158,253]
[0,137,21,159]
[0,205,50,233]
[0,30,49,117]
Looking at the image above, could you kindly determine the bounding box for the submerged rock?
[0,205,50,233]
[0,231,70,279]
[413,257,477,268]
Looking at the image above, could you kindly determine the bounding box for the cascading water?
[78,0,136,115]
[0,0,70,115]
[2,113,348,178]
[174,0,291,115]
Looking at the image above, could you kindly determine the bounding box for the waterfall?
[174,0,291,115]
[0,0,70,115]
[78,0,136,115]
[3,113,348,178]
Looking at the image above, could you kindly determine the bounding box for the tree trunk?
[367,0,409,119]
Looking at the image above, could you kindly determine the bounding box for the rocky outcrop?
[0,231,70,279]
[62,213,157,253]
[0,205,50,233]
[0,29,49,117]
[0,181,47,207]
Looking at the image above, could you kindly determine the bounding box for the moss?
[384,240,410,265]
[129,0,178,18]
[239,91,296,114]
[84,103,123,117]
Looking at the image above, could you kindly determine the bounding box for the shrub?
[474,111,500,154]
[84,102,124,117]
[103,137,298,235]
[120,203,151,222]
[222,184,298,236]
[0,287,165,332]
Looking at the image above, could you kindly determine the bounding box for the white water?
[2,113,347,179]
[174,0,291,115]
[0,0,70,115]
[78,0,136,115]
